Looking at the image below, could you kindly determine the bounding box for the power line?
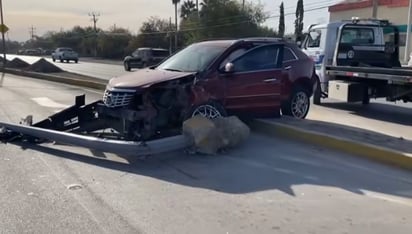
[133,3,333,36]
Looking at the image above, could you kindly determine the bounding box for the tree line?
[4,0,305,59]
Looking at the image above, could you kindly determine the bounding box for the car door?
[222,44,284,117]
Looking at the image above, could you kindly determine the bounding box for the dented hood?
[108,68,195,89]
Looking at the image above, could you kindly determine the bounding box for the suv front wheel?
[282,86,310,119]
[185,102,227,120]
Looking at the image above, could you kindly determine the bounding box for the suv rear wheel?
[124,61,131,71]
[282,86,310,119]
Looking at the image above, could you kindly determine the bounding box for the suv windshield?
[157,43,226,72]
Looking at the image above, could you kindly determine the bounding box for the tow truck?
[302,18,412,105]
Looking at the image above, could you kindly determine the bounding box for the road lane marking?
[31,97,69,109]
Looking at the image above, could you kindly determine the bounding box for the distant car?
[24,49,42,56]
[52,47,79,63]
[123,48,170,71]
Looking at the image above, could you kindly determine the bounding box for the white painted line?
[31,97,69,109]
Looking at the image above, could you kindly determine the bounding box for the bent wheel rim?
[192,105,222,119]
[291,92,309,119]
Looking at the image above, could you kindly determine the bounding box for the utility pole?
[89,12,100,57]
[372,0,378,18]
[405,0,412,62]
[0,0,5,67]
[169,17,172,55]
[196,0,199,17]
[174,3,178,51]
[242,0,245,11]
[29,26,36,40]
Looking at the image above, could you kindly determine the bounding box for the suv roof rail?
[241,37,284,42]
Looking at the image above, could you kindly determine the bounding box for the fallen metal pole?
[0,121,192,156]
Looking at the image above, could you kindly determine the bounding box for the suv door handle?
[284,65,292,70]
[263,78,277,83]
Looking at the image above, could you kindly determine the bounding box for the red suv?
[99,38,317,140]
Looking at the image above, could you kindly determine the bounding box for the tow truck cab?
[301,18,400,95]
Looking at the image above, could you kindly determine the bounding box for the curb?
[1,68,107,91]
[250,119,412,171]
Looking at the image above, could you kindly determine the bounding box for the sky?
[2,0,343,42]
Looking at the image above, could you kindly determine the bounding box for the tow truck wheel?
[282,86,310,119]
[313,80,322,105]
[187,102,227,120]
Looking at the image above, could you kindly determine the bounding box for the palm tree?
[181,0,197,19]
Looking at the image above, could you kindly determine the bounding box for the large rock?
[182,115,250,155]
[182,116,221,155]
[212,116,250,148]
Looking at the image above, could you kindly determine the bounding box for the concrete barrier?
[1,67,107,90]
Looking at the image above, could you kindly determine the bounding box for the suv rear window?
[340,28,375,44]
[152,50,169,57]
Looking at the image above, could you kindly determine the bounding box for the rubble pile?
[7,58,30,68]
[26,58,63,73]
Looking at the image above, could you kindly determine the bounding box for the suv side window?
[283,47,297,62]
[231,45,280,72]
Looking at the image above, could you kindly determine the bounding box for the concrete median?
[250,118,412,171]
[1,67,107,90]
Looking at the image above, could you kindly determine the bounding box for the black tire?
[282,86,310,119]
[75,59,78,63]
[362,87,370,105]
[313,79,322,105]
[52,57,56,62]
[60,57,63,63]
[124,62,131,71]
[185,101,227,120]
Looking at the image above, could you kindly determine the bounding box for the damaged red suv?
[99,38,317,139]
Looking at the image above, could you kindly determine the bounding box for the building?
[329,0,411,61]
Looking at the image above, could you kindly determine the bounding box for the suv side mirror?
[224,62,235,73]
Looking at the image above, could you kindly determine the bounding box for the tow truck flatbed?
[326,65,412,85]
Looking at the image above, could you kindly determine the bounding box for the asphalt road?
[1,73,412,233]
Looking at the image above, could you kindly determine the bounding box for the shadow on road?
[7,132,412,200]
[320,101,412,126]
